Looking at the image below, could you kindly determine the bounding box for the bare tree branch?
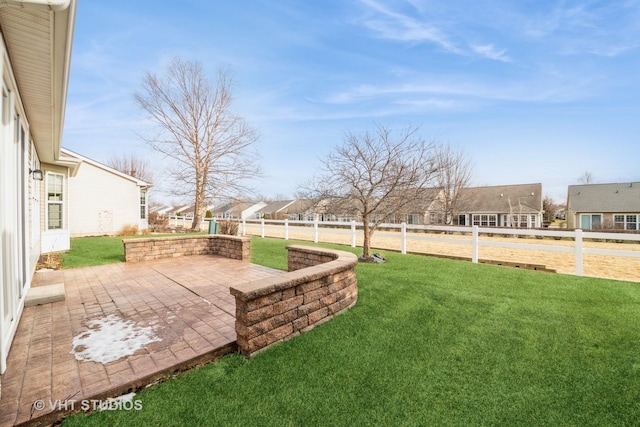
[299,124,437,259]
[578,171,594,185]
[134,58,261,229]
[105,153,154,184]
[431,143,473,224]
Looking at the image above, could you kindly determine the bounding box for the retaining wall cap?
[231,246,357,301]
[286,245,358,262]
[123,235,250,244]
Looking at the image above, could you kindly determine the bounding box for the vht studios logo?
[32,397,143,412]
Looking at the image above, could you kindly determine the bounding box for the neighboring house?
[174,204,213,218]
[149,205,174,216]
[287,198,355,222]
[59,148,151,237]
[429,183,544,228]
[0,0,76,377]
[285,199,318,221]
[282,192,440,225]
[566,182,640,230]
[390,188,442,225]
[212,201,266,220]
[254,200,296,219]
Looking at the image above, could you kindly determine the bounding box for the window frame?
[614,214,639,230]
[46,172,64,230]
[139,188,147,219]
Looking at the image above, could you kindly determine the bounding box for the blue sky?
[63,0,640,204]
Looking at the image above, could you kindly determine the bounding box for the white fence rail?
[238,218,640,278]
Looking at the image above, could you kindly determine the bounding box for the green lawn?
[63,237,640,426]
[60,233,206,268]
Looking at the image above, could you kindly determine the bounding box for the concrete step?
[25,283,65,307]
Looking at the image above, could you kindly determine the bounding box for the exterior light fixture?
[29,168,43,181]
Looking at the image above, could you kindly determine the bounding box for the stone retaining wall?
[123,235,250,262]
[230,245,358,357]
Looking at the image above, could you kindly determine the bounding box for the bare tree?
[134,57,260,230]
[542,195,557,224]
[578,171,594,185]
[432,143,473,224]
[300,124,437,260]
[106,153,154,184]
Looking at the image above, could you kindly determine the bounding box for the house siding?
[67,159,146,237]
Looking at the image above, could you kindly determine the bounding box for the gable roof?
[254,200,296,215]
[0,0,76,163]
[458,183,542,214]
[568,182,640,213]
[60,148,152,187]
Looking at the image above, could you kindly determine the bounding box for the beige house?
[566,182,640,230]
[60,148,151,237]
[0,0,76,380]
[426,183,544,228]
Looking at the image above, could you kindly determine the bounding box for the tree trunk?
[192,176,205,230]
[362,216,371,259]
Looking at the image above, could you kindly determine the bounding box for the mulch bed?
[36,253,63,270]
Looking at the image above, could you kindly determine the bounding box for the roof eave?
[0,0,76,163]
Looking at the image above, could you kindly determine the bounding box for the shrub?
[219,220,239,236]
[205,210,213,218]
[117,224,139,236]
[148,212,169,231]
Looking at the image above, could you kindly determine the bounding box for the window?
[520,215,528,227]
[47,173,64,229]
[139,189,147,219]
[407,214,420,225]
[615,214,639,230]
[472,214,497,227]
[580,214,602,230]
[614,215,624,229]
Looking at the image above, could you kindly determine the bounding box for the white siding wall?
[68,161,142,236]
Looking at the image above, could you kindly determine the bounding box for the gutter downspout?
[0,0,71,12]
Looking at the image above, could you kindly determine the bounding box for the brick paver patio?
[0,255,283,426]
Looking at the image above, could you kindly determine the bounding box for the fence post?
[472,226,479,263]
[313,215,319,243]
[401,222,407,255]
[242,219,246,236]
[261,218,265,238]
[575,229,583,276]
[284,219,289,240]
[351,220,356,247]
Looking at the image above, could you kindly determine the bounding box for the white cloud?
[471,44,511,62]
[357,0,462,54]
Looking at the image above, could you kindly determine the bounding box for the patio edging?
[230,245,358,357]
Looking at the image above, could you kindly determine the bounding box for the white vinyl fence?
[238,218,640,278]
